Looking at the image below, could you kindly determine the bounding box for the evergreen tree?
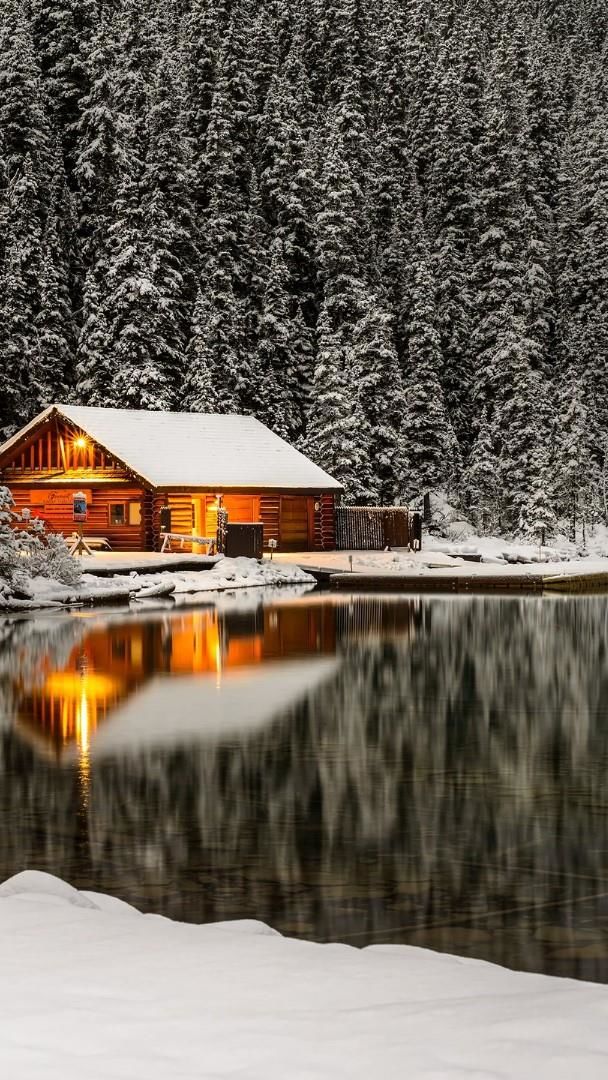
[304,306,372,502]
[74,254,114,407]
[0,156,44,435]
[555,366,597,540]
[107,186,184,411]
[467,407,499,533]
[518,447,557,543]
[351,293,404,503]
[255,239,302,441]
[0,2,52,183]
[30,0,96,168]
[401,248,455,501]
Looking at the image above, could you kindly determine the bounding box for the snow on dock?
[78,551,223,575]
[277,551,608,594]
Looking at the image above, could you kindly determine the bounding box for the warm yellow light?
[45,671,122,700]
[74,436,87,449]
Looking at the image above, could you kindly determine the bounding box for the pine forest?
[1,0,607,538]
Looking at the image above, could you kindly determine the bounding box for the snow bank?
[1,872,607,1079]
[1,557,314,612]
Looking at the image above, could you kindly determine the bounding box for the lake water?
[1,588,608,983]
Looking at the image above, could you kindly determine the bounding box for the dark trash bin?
[225,522,264,560]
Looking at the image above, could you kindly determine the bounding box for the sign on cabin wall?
[29,489,93,508]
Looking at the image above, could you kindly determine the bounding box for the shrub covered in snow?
[0,486,81,592]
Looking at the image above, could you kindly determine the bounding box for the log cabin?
[0,404,343,553]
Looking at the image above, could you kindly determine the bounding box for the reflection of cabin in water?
[0,404,343,553]
[13,599,419,762]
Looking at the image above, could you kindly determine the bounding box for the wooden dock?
[301,566,608,595]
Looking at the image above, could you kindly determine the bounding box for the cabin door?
[280,497,312,551]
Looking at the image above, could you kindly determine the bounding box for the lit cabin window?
[129,502,142,526]
[109,503,127,526]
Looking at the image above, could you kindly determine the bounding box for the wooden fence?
[335,507,422,551]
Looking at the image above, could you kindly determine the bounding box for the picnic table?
[66,533,113,555]
[161,532,216,554]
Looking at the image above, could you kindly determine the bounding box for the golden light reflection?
[77,678,91,806]
[74,436,87,449]
[13,599,418,763]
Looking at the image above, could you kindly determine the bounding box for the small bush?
[0,487,81,588]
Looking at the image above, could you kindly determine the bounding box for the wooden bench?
[161,532,216,554]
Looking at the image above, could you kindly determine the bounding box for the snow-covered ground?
[278,546,608,579]
[7,538,608,615]
[1,871,607,1080]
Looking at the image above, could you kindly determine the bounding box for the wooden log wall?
[151,492,194,550]
[314,495,336,551]
[335,506,413,551]
[10,486,146,551]
[149,491,339,553]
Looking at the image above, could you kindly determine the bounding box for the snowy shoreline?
[0,556,315,613]
[1,871,607,1079]
[6,543,608,615]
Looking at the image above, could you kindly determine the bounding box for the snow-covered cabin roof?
[0,405,343,493]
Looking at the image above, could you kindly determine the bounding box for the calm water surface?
[2,588,608,983]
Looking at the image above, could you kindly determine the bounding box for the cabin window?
[109,502,127,526]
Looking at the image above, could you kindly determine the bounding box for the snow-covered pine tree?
[555,365,597,541]
[491,312,552,533]
[29,0,96,169]
[466,406,499,533]
[471,34,528,409]
[182,287,222,414]
[518,446,557,544]
[182,228,242,414]
[35,211,73,402]
[0,156,45,435]
[73,10,124,260]
[143,52,198,307]
[400,241,455,503]
[256,30,317,322]
[0,1,53,184]
[350,287,405,504]
[107,185,184,411]
[304,119,374,497]
[304,306,372,502]
[561,66,608,454]
[255,238,302,441]
[74,255,114,407]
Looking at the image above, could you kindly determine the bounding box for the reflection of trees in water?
[2,597,608,975]
[0,617,88,731]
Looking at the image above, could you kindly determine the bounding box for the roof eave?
[155,484,343,495]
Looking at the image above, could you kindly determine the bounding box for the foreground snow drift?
[1,872,607,1079]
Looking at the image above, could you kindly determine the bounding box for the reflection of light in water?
[77,676,91,807]
[77,655,91,807]
[214,639,222,690]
